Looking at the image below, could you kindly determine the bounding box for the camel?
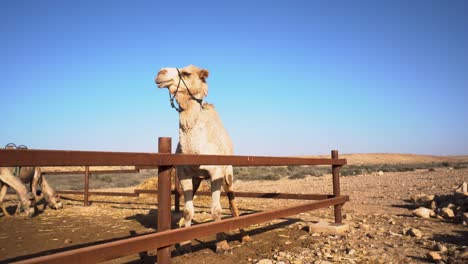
[0,144,62,217]
[155,65,249,253]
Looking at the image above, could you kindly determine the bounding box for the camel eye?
[181,72,191,77]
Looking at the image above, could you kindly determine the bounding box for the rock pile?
[411,182,467,224]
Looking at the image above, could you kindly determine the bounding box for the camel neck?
[179,99,204,131]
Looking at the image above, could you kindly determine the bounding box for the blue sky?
[1,0,467,156]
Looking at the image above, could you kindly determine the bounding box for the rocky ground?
[0,167,467,264]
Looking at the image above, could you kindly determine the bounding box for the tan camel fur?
[0,147,62,217]
[0,168,36,217]
[155,65,249,253]
[0,166,63,217]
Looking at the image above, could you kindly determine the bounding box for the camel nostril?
[160,69,168,75]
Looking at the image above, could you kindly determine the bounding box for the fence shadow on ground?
[123,217,301,264]
[2,209,300,264]
[125,208,263,230]
[0,230,152,264]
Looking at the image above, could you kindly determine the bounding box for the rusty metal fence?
[0,137,348,264]
[43,168,141,206]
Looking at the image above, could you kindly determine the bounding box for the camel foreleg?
[177,168,196,253]
[211,177,231,254]
[0,171,35,217]
[0,183,13,217]
[223,170,251,243]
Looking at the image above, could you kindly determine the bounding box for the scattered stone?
[309,221,349,235]
[64,239,73,244]
[434,243,447,253]
[455,182,467,193]
[343,214,352,221]
[459,250,468,259]
[408,182,467,224]
[346,248,356,255]
[406,228,423,238]
[359,224,370,230]
[427,251,442,261]
[412,207,433,219]
[315,261,333,264]
[378,171,384,176]
[256,259,273,264]
[440,207,455,219]
[411,194,435,207]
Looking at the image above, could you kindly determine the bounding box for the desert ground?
[0,154,467,264]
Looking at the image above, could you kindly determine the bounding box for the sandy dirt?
[1,166,467,263]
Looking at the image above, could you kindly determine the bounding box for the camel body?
[156,65,248,253]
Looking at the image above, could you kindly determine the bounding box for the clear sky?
[1,0,467,156]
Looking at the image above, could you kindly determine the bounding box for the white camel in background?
[155,65,249,253]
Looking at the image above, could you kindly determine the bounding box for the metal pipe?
[56,190,139,197]
[43,169,139,175]
[0,149,347,167]
[57,189,334,200]
[157,137,172,264]
[84,166,89,207]
[176,191,333,200]
[174,170,181,213]
[331,150,342,224]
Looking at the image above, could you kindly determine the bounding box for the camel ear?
[199,69,209,81]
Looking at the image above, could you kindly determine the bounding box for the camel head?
[47,193,63,210]
[155,65,209,100]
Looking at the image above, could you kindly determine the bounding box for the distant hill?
[304,153,468,165]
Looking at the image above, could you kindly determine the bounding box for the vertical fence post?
[158,137,172,264]
[331,150,342,224]
[174,171,181,213]
[84,166,90,206]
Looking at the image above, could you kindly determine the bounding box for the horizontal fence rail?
[0,149,346,167]
[57,190,140,197]
[42,169,139,175]
[56,189,335,200]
